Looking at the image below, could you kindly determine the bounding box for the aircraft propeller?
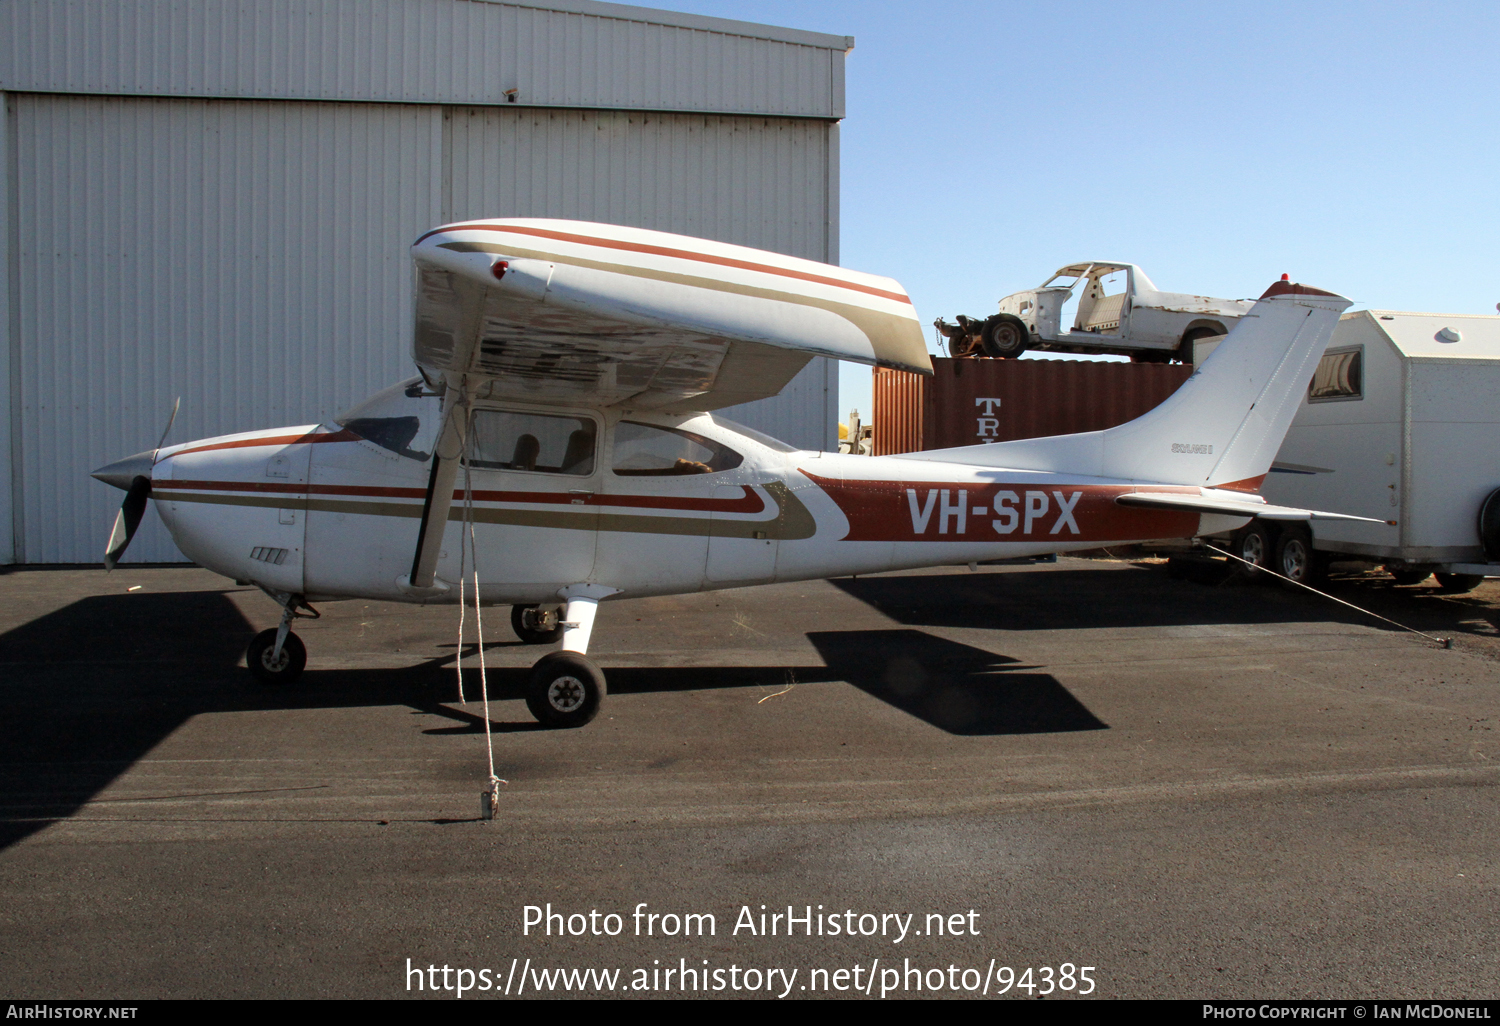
[91,398,179,570]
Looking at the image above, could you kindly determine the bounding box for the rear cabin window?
[1308,346,1363,402]
[469,410,597,475]
[612,422,743,476]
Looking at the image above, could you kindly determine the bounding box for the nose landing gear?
[246,592,319,685]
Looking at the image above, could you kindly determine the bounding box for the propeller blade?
[154,397,180,454]
[94,398,177,570]
[104,476,151,570]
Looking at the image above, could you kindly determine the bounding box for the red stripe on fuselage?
[165,429,359,459]
[801,471,1200,543]
[160,478,765,514]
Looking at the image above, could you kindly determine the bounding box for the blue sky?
[661,0,1500,418]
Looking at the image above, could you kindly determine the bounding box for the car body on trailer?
[92,220,1374,728]
[937,262,1251,363]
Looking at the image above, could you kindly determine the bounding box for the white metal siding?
[10,97,839,562]
[0,0,847,118]
[1406,359,1500,556]
[12,94,443,563]
[2,92,14,563]
[444,105,835,446]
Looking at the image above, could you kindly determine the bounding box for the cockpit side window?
[612,422,743,476]
[469,410,597,475]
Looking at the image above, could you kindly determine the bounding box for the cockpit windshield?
[336,378,441,462]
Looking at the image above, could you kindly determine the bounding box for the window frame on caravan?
[1308,345,1364,403]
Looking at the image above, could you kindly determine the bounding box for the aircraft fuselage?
[150,378,1231,605]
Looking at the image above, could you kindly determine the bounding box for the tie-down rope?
[454,415,505,816]
[1205,543,1451,648]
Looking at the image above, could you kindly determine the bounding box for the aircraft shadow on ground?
[830,564,1500,655]
[828,567,1320,632]
[0,592,1107,851]
[806,628,1105,737]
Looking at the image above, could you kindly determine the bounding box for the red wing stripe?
[416,223,913,306]
[161,480,765,514]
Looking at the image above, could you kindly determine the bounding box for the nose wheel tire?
[246,628,307,685]
[511,604,565,644]
[526,651,605,728]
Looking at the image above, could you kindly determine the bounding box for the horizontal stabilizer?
[1115,491,1388,524]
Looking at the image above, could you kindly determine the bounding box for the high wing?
[1115,490,1387,523]
[411,219,932,409]
[401,218,930,594]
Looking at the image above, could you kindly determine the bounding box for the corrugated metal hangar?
[0,0,852,563]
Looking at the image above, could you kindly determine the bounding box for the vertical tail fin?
[901,281,1351,487]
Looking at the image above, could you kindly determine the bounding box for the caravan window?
[1309,346,1363,402]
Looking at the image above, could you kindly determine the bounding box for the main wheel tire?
[1275,526,1326,587]
[1232,522,1274,576]
[511,604,565,644]
[1435,572,1485,594]
[1387,568,1431,586]
[246,628,307,685]
[980,315,1028,359]
[525,651,605,728]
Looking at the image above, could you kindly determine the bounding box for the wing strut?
[402,389,470,593]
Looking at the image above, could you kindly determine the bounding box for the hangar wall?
[0,0,851,564]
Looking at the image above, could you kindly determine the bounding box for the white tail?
[899,282,1351,489]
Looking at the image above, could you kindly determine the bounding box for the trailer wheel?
[1479,488,1500,562]
[1275,526,1326,588]
[1231,522,1274,576]
[1387,568,1431,586]
[981,315,1028,359]
[1435,573,1485,594]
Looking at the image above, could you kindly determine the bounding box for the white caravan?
[1217,310,1500,591]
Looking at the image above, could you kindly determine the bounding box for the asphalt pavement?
[1,557,1496,999]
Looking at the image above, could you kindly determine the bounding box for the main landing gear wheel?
[511,604,565,644]
[526,651,606,728]
[246,628,307,685]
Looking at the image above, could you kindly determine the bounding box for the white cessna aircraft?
[93,219,1372,728]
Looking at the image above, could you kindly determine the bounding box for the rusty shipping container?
[872,358,1193,455]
